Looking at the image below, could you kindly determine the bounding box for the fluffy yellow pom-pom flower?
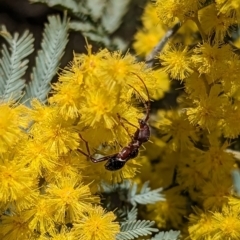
[72,205,120,240]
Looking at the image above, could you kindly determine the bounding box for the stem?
[190,15,207,41]
[202,74,211,95]
[145,22,181,68]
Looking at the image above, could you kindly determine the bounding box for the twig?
[145,22,181,68]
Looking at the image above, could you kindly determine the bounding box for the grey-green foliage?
[0,27,34,102]
[0,14,68,104]
[100,180,164,240]
[116,220,158,240]
[30,0,131,50]
[151,230,181,240]
[126,206,138,221]
[23,14,69,105]
[232,169,240,196]
[128,181,165,206]
[101,180,165,207]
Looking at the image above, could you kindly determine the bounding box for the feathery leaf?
[116,220,158,240]
[128,181,165,206]
[0,27,34,101]
[23,14,69,105]
[127,206,138,221]
[151,230,181,240]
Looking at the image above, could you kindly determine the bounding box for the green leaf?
[23,14,69,105]
[151,230,181,240]
[101,0,130,33]
[232,169,240,196]
[116,220,158,240]
[0,27,34,101]
[128,181,165,206]
[126,206,138,221]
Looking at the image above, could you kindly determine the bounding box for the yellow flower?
[19,139,58,176]
[0,212,32,240]
[44,151,87,183]
[49,81,83,120]
[199,3,236,42]
[212,205,240,239]
[158,110,199,151]
[39,226,73,240]
[141,2,160,29]
[216,0,240,21]
[200,176,232,210]
[79,86,119,129]
[221,102,240,138]
[46,176,99,223]
[11,186,39,212]
[27,197,55,234]
[191,42,232,81]
[184,72,208,99]
[177,148,206,190]
[228,196,240,212]
[0,154,35,206]
[187,84,228,130]
[159,44,193,80]
[148,186,188,228]
[155,0,200,26]
[0,101,29,153]
[72,205,120,240]
[196,141,235,179]
[188,207,216,240]
[30,101,80,155]
[151,70,170,100]
[133,27,166,57]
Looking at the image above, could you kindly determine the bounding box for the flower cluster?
[0,46,157,239]
[132,0,240,239]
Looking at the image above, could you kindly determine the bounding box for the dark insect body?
[78,73,151,171]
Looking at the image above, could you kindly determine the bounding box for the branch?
[145,22,181,68]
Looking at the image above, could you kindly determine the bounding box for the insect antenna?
[129,72,151,122]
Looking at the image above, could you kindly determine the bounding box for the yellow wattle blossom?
[199,3,236,42]
[133,2,167,57]
[39,226,73,240]
[212,205,240,239]
[159,44,193,80]
[187,84,228,130]
[0,101,29,153]
[142,2,160,29]
[197,141,235,179]
[0,212,33,240]
[44,151,87,183]
[30,100,80,155]
[27,197,55,234]
[216,0,240,21]
[184,72,208,99]
[46,176,99,223]
[133,27,166,57]
[177,148,206,190]
[155,0,201,26]
[0,154,35,206]
[72,205,120,240]
[221,102,240,138]
[18,139,58,176]
[147,186,188,229]
[158,110,199,151]
[151,70,170,100]
[200,176,231,211]
[188,207,216,240]
[191,42,232,81]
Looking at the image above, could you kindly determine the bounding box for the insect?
[78,73,151,171]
